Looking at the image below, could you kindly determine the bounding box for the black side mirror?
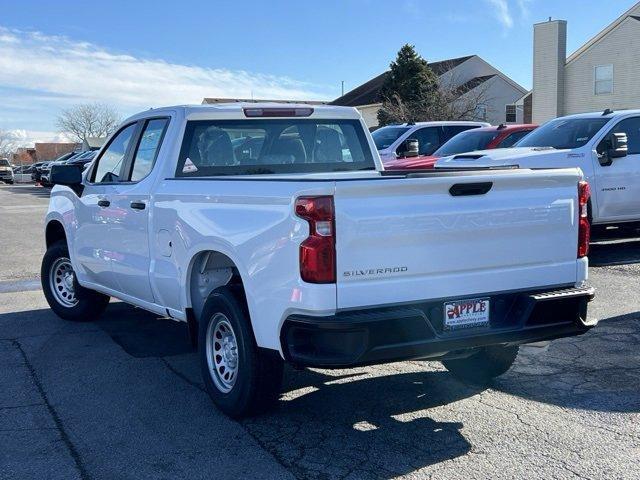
[50,164,83,195]
[399,138,419,158]
[598,132,628,166]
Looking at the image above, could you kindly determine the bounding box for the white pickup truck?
[436,109,640,228]
[43,103,595,418]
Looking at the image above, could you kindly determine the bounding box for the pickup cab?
[42,103,596,418]
[436,109,640,227]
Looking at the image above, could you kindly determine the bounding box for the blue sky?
[0,0,635,144]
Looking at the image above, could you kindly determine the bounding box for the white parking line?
[0,205,47,211]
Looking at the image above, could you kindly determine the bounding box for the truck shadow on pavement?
[494,311,640,414]
[2,184,52,199]
[244,367,475,479]
[589,228,640,266]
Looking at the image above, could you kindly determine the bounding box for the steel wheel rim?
[206,314,239,393]
[49,257,78,307]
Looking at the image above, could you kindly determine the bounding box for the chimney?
[532,19,567,123]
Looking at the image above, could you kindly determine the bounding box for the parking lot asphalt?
[0,184,639,480]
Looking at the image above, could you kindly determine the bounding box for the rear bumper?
[281,285,595,368]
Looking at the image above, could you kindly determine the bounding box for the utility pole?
[341,81,344,97]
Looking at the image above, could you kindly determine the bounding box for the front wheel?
[199,286,283,418]
[442,345,519,385]
[41,240,110,321]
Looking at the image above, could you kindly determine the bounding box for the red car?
[383,124,538,170]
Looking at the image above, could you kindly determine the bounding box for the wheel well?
[45,221,67,248]
[188,251,245,320]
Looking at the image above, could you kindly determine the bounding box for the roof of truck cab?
[124,103,363,122]
[386,121,490,127]
[555,109,640,120]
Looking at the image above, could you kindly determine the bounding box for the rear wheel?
[442,345,519,384]
[41,240,110,321]
[199,286,283,418]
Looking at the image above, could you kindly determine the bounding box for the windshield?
[0,159,9,167]
[434,130,499,157]
[371,126,410,150]
[516,117,610,149]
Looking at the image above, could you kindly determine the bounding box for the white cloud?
[2,129,75,148]
[484,0,534,29]
[517,0,533,19]
[0,26,331,116]
[486,0,514,29]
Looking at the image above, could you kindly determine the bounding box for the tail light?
[295,196,336,283]
[578,181,591,258]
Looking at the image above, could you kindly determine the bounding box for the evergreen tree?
[377,44,442,126]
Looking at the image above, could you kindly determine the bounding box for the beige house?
[330,55,527,128]
[528,2,640,124]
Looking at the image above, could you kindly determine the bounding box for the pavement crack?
[159,357,205,392]
[12,339,92,480]
[159,357,298,479]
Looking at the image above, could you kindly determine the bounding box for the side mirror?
[598,132,628,166]
[50,164,83,194]
[609,132,628,158]
[399,138,419,158]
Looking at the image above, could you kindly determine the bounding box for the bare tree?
[0,129,17,159]
[377,60,494,124]
[56,103,121,143]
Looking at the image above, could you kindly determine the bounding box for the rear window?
[434,130,499,157]
[176,119,375,176]
[371,126,410,150]
[0,159,9,167]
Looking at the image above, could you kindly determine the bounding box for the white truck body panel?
[334,169,583,309]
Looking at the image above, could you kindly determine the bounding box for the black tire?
[41,240,110,321]
[442,345,519,385]
[199,286,283,418]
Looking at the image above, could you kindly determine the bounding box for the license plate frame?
[443,297,490,331]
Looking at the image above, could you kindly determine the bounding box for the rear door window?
[128,118,169,181]
[175,119,374,176]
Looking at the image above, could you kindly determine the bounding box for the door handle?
[130,201,146,210]
[449,182,493,196]
[97,199,111,207]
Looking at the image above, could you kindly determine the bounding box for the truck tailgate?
[334,169,582,309]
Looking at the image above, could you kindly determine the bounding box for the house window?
[475,105,487,121]
[594,64,613,95]
[505,104,517,123]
